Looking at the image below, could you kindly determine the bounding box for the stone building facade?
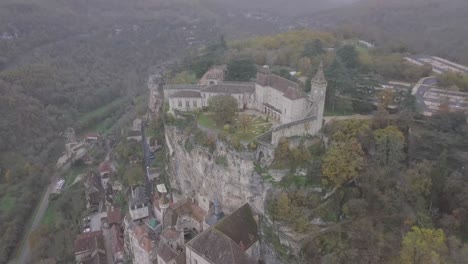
[161,63,327,146]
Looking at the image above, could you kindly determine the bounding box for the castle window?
[178,100,182,107]
[186,101,190,108]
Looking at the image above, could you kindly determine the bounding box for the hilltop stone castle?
[160,63,327,148]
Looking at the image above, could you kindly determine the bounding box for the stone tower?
[310,61,328,126]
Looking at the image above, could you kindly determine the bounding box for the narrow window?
[178,100,182,107]
[186,101,190,108]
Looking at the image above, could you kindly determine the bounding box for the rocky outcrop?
[165,126,269,214]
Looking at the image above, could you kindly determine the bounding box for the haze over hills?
[200,0,359,16]
[299,0,468,64]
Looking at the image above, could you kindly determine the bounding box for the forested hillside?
[301,0,468,64]
[0,0,227,262]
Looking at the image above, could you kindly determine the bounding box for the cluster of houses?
[123,184,261,264]
[77,177,261,264]
[75,158,126,264]
[73,114,261,264]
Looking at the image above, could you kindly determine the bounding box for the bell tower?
[310,61,328,127]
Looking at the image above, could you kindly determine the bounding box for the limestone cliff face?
[165,126,268,214]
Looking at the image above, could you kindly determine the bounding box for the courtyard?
[197,112,273,142]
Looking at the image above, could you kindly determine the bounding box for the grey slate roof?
[188,229,255,264]
[312,61,327,85]
[130,186,148,207]
[157,243,179,262]
[170,90,202,98]
[201,83,255,94]
[164,84,205,90]
[187,203,258,264]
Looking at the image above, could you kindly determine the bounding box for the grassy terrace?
[77,97,128,134]
[197,112,272,142]
[0,193,15,212]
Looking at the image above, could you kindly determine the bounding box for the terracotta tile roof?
[157,243,179,262]
[74,231,106,256]
[165,199,207,225]
[169,90,202,98]
[267,74,305,100]
[162,228,181,242]
[174,252,186,264]
[256,69,306,100]
[131,224,158,253]
[107,207,122,225]
[86,133,100,139]
[110,225,124,254]
[99,161,111,174]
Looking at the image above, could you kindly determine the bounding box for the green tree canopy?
[336,45,360,69]
[332,119,371,143]
[124,164,145,186]
[322,139,366,187]
[208,95,238,124]
[400,227,447,264]
[373,125,405,169]
[302,39,325,57]
[226,58,257,81]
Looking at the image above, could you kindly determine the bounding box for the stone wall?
[165,126,268,214]
[271,118,320,145]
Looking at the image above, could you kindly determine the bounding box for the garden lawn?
[64,165,87,187]
[42,202,56,226]
[0,194,15,212]
[197,112,272,142]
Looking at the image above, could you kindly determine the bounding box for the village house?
[74,230,107,264]
[109,225,125,263]
[126,221,160,264]
[84,171,104,211]
[85,133,101,141]
[99,161,112,188]
[185,203,260,264]
[107,206,122,227]
[163,198,207,239]
[156,244,186,264]
[129,186,150,221]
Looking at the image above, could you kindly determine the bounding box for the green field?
[41,202,57,226]
[64,165,87,187]
[0,194,15,212]
[197,112,272,142]
[77,97,128,133]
